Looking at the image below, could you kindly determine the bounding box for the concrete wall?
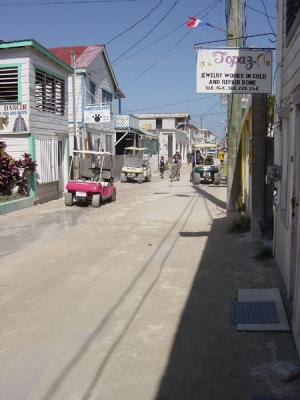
[162,118,176,129]
[274,0,300,357]
[139,119,156,130]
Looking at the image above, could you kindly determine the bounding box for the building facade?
[0,39,72,203]
[135,113,190,161]
[274,0,300,355]
[49,45,124,154]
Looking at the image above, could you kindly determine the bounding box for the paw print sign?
[84,104,111,123]
[93,114,102,122]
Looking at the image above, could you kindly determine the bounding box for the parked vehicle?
[190,144,220,185]
[65,150,116,207]
[120,147,151,183]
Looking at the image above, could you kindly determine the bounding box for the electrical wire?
[201,99,221,116]
[245,2,275,20]
[105,0,164,45]
[113,0,222,65]
[122,0,223,87]
[123,29,192,87]
[243,0,247,46]
[260,0,276,35]
[126,94,218,113]
[0,0,141,4]
[112,0,181,64]
[193,32,276,47]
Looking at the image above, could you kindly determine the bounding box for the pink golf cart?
[65,150,116,207]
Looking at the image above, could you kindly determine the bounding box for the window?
[175,118,185,129]
[156,118,162,129]
[102,89,113,104]
[286,0,300,34]
[0,66,19,103]
[89,81,96,105]
[35,69,65,114]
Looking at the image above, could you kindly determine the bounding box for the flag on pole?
[186,16,205,29]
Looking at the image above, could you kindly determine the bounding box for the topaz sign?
[196,48,272,94]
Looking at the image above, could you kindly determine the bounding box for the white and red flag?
[186,16,205,29]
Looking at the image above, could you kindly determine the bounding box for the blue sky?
[1,0,276,136]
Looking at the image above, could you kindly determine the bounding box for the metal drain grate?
[230,301,279,324]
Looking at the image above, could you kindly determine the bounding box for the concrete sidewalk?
[155,180,300,400]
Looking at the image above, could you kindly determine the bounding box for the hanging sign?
[196,48,272,94]
[84,104,111,123]
[0,103,29,133]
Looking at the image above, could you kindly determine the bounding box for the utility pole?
[71,51,78,151]
[226,0,244,211]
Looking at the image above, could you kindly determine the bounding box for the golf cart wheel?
[137,174,143,184]
[92,193,101,208]
[65,192,73,206]
[193,172,201,185]
[120,173,127,183]
[146,174,151,182]
[213,173,221,185]
[110,190,116,202]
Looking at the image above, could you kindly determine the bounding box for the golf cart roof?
[125,147,148,151]
[73,150,112,155]
[192,143,216,149]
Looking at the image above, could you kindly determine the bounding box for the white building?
[0,39,72,203]
[274,0,300,356]
[135,113,190,161]
[49,45,124,154]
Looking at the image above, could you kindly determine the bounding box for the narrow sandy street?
[0,166,299,400]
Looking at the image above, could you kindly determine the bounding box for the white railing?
[115,114,139,130]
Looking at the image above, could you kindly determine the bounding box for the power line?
[126,94,219,113]
[106,0,164,46]
[245,2,275,20]
[113,0,223,65]
[191,111,226,116]
[112,0,181,64]
[123,29,192,87]
[260,0,275,36]
[243,0,247,46]
[121,0,223,87]
[193,32,276,47]
[0,0,141,5]
[202,99,221,115]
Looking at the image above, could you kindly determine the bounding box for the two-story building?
[274,0,300,356]
[0,39,72,203]
[135,113,190,161]
[49,45,124,154]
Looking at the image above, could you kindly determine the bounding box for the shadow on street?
[154,213,300,400]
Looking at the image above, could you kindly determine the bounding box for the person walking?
[187,151,191,164]
[159,156,166,178]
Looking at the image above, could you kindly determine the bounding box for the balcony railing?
[115,114,139,130]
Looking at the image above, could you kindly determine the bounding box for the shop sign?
[84,104,111,123]
[0,103,29,133]
[196,48,272,94]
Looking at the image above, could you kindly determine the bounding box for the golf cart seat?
[80,159,94,179]
[102,169,112,182]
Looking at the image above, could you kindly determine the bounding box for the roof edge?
[0,39,74,73]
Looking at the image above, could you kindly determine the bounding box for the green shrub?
[255,246,273,260]
[228,215,250,233]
